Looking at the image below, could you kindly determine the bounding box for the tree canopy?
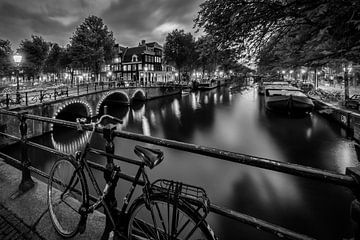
[0,39,13,78]
[164,29,197,75]
[195,0,360,66]
[69,15,115,80]
[18,35,49,80]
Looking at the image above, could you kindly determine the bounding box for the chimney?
[141,40,146,46]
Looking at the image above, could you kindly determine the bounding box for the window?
[138,64,142,70]
[132,64,136,71]
[132,55,138,62]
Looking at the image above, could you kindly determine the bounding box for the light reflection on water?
[3,86,358,240]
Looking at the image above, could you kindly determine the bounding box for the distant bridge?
[0,81,181,141]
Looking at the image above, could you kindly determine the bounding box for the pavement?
[0,159,106,239]
[0,203,43,240]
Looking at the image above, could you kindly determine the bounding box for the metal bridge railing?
[0,109,359,240]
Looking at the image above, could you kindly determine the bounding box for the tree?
[19,35,49,82]
[196,0,360,59]
[69,15,115,81]
[164,29,197,81]
[195,35,218,75]
[44,43,63,82]
[0,39,13,79]
[195,0,360,99]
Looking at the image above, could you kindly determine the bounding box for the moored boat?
[258,81,289,95]
[264,86,314,115]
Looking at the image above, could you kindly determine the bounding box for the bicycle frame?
[70,122,153,235]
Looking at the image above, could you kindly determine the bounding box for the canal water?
[3,86,358,239]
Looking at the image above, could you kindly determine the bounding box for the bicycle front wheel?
[48,158,87,238]
[127,193,216,240]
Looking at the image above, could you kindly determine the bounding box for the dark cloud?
[0,0,203,49]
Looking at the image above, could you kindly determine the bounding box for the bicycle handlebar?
[76,114,123,130]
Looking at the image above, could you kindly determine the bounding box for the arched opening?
[131,89,146,102]
[98,91,130,115]
[55,102,89,122]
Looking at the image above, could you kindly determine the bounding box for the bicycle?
[47,114,216,240]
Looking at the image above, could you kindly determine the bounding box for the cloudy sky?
[0,0,204,49]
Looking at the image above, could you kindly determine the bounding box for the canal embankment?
[311,97,360,143]
[0,158,105,240]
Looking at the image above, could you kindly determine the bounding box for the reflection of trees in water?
[256,97,354,239]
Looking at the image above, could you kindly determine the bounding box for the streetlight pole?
[13,53,22,104]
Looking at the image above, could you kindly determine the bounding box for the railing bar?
[0,110,356,187]
[209,204,316,240]
[111,131,356,187]
[0,152,23,170]
[26,141,70,158]
[88,148,142,166]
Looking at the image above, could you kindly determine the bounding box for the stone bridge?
[0,85,181,143]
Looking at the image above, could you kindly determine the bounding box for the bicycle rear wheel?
[48,158,87,238]
[127,193,216,240]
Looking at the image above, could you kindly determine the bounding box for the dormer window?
[132,55,138,62]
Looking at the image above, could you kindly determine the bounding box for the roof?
[123,46,146,62]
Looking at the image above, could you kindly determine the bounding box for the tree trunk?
[345,69,350,100]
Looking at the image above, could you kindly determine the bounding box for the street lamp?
[13,53,22,104]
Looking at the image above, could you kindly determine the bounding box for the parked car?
[345,94,360,110]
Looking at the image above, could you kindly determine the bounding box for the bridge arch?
[131,89,146,102]
[52,100,93,132]
[96,90,130,115]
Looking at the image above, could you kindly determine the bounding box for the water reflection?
[2,86,357,240]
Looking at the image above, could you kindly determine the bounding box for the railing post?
[18,111,35,192]
[101,111,121,239]
[346,167,360,240]
[6,94,9,108]
[39,90,44,103]
[25,92,28,106]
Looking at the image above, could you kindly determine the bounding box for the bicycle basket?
[151,179,210,215]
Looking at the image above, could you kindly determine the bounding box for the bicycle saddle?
[134,145,164,169]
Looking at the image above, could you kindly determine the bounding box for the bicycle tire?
[48,158,88,238]
[127,193,216,240]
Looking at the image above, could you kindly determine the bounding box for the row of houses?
[75,40,177,86]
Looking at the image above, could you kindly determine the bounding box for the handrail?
[0,109,355,187]
[0,109,358,240]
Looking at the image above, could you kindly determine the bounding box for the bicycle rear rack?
[152,179,210,216]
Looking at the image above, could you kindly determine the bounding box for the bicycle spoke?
[154,202,167,236]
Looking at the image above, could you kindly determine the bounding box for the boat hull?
[265,95,314,115]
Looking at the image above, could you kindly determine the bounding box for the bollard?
[25,92,28,106]
[54,89,57,100]
[18,111,35,192]
[77,84,80,95]
[86,84,89,93]
[347,167,360,239]
[101,105,121,239]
